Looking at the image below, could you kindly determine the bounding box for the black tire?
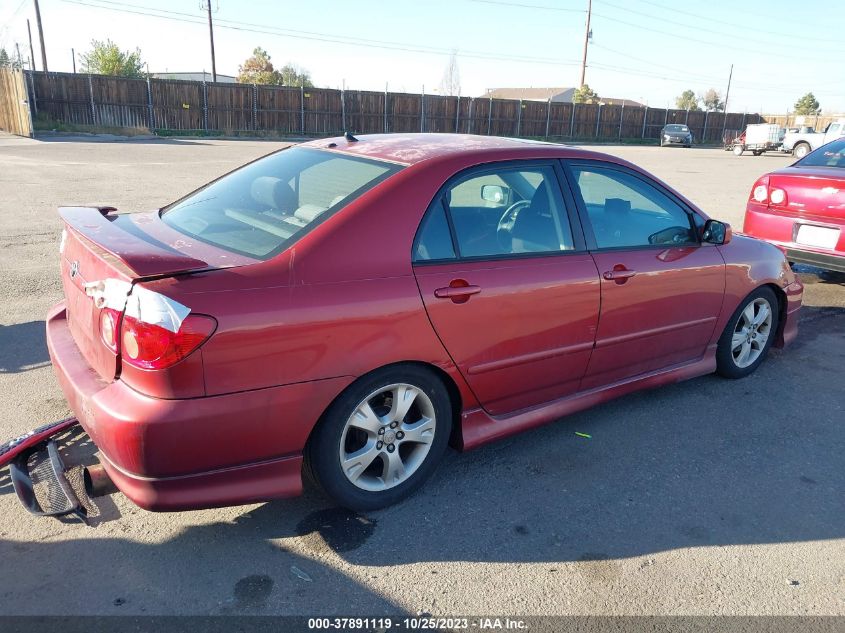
[793,143,810,159]
[753,150,763,156]
[684,144,691,148]
[305,365,453,510]
[716,286,780,379]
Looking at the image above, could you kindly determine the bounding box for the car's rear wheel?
[793,143,810,159]
[716,287,779,379]
[305,365,452,510]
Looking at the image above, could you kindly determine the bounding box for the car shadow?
[0,321,50,373]
[0,306,841,614]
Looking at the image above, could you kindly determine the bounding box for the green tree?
[794,92,820,115]
[675,89,700,111]
[278,63,313,88]
[237,47,280,84]
[79,39,145,77]
[700,88,724,112]
[573,84,600,104]
[0,47,11,68]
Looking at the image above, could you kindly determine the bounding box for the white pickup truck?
[782,119,845,158]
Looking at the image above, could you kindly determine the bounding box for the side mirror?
[481,184,510,205]
[702,219,732,245]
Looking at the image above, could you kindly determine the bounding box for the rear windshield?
[665,125,689,132]
[161,147,402,259]
[796,138,845,168]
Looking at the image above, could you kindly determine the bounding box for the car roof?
[299,133,619,167]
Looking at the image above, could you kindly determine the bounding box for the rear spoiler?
[59,206,209,278]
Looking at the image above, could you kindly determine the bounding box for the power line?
[62,0,582,66]
[469,0,583,12]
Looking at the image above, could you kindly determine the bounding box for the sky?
[1,0,843,114]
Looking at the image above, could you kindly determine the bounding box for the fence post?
[664,108,669,127]
[467,97,474,134]
[641,106,647,139]
[27,70,37,116]
[594,103,601,139]
[618,103,624,139]
[516,99,522,137]
[341,88,346,132]
[384,83,389,133]
[685,107,689,125]
[741,110,746,132]
[702,110,708,143]
[420,86,425,133]
[545,98,552,138]
[146,76,155,131]
[87,73,96,126]
[300,85,305,134]
[252,84,257,131]
[455,92,460,133]
[487,96,492,135]
[202,81,208,131]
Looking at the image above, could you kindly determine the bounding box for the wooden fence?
[0,69,34,138]
[762,112,844,131]
[24,70,762,142]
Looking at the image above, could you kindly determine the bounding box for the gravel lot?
[0,133,842,617]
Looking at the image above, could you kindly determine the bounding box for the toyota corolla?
[21,134,803,516]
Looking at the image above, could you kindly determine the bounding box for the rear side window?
[162,147,401,259]
[414,203,456,261]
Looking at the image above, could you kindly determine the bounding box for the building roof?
[599,97,646,107]
[151,72,237,83]
[481,87,574,101]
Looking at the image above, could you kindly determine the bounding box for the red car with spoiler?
[3,134,803,522]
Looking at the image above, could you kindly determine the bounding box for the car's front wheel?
[793,143,810,159]
[305,365,452,510]
[716,287,779,379]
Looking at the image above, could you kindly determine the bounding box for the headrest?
[605,198,631,215]
[251,177,298,212]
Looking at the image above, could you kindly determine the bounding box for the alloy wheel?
[730,298,773,368]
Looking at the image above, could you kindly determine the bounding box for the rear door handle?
[602,268,636,281]
[434,284,482,300]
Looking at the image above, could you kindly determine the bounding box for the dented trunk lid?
[59,207,256,381]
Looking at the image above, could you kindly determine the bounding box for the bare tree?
[439,51,461,96]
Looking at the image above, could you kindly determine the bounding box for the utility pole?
[27,20,36,71]
[202,0,217,83]
[33,0,48,72]
[579,0,592,86]
[723,63,733,114]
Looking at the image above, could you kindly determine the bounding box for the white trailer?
[731,124,783,156]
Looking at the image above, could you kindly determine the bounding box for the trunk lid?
[767,168,845,221]
[59,206,255,381]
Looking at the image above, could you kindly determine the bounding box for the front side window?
[162,147,401,259]
[570,165,697,249]
[439,165,575,259]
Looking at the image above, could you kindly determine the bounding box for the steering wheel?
[648,226,692,245]
[496,200,531,249]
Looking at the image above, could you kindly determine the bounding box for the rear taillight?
[120,313,216,370]
[769,188,787,206]
[99,308,121,352]
[749,175,770,204]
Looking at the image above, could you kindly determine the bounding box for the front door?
[412,162,600,416]
[564,161,726,390]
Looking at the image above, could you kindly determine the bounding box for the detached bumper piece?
[9,440,90,525]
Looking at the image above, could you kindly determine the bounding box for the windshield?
[796,138,845,168]
[162,147,402,259]
[665,125,689,133]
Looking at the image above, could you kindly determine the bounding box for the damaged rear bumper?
[44,302,348,511]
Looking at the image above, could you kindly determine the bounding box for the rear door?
[562,161,726,390]
[412,162,600,416]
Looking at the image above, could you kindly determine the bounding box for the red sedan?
[743,137,845,272]
[43,134,802,513]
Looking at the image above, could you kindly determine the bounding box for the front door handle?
[434,282,481,303]
[602,266,637,282]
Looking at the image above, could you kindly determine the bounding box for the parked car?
[782,119,845,158]
[660,124,693,147]
[31,134,803,516]
[744,137,845,272]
